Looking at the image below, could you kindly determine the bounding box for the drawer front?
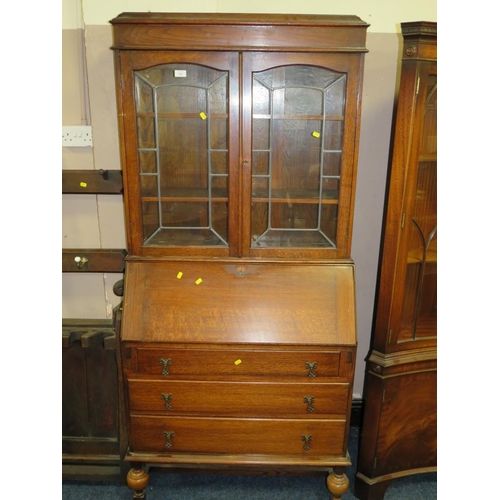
[130,416,346,456]
[128,379,350,418]
[135,348,340,380]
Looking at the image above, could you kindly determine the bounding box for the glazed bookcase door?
[241,52,363,259]
[116,51,240,257]
[389,62,437,347]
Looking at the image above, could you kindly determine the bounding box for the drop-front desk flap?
[121,260,356,346]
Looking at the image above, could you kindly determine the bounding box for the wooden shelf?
[407,240,437,264]
[63,170,123,194]
[62,249,127,273]
[397,310,437,342]
[136,112,228,119]
[136,113,344,121]
[253,189,339,205]
[419,154,437,162]
[253,114,343,121]
[140,188,339,205]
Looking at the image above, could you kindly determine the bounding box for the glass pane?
[320,204,338,245]
[251,65,346,249]
[324,121,343,151]
[322,177,339,201]
[252,119,270,151]
[398,75,437,341]
[162,201,209,228]
[211,151,228,175]
[281,87,323,116]
[141,176,159,241]
[253,80,270,115]
[252,151,269,176]
[142,201,159,242]
[159,117,208,191]
[137,116,156,149]
[211,176,228,244]
[323,152,342,177]
[135,63,229,247]
[139,151,157,174]
[325,78,346,117]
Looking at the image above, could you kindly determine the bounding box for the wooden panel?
[62,340,89,437]
[62,169,123,194]
[110,12,367,25]
[134,347,341,381]
[62,249,127,273]
[371,371,437,476]
[129,416,346,455]
[401,22,437,61]
[62,321,120,441]
[121,260,357,345]
[127,379,349,418]
[62,318,114,334]
[62,319,126,481]
[86,347,120,438]
[62,326,115,349]
[62,319,128,479]
[62,437,120,456]
[110,13,368,53]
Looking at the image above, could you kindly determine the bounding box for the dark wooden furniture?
[62,318,125,480]
[110,13,368,499]
[354,21,437,500]
[62,172,128,480]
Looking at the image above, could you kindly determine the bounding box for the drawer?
[128,379,350,418]
[129,415,346,456]
[134,348,340,381]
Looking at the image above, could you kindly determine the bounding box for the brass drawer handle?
[305,361,317,378]
[161,393,173,410]
[303,396,315,412]
[160,358,172,376]
[301,435,313,451]
[163,430,175,449]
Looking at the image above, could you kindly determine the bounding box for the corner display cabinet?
[110,13,368,499]
[355,22,437,500]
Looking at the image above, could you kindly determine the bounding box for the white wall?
[65,0,436,31]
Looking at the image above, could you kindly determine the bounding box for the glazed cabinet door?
[383,62,437,349]
[115,49,363,259]
[115,51,240,257]
[241,52,363,259]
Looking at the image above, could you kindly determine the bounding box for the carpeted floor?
[62,427,437,499]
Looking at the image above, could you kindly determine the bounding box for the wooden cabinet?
[62,318,127,481]
[354,21,437,500]
[110,13,368,499]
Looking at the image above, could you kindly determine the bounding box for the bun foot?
[127,465,149,499]
[327,469,349,500]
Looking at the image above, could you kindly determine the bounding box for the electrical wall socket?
[62,125,93,147]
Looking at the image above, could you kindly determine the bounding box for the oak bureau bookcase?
[110,13,368,499]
